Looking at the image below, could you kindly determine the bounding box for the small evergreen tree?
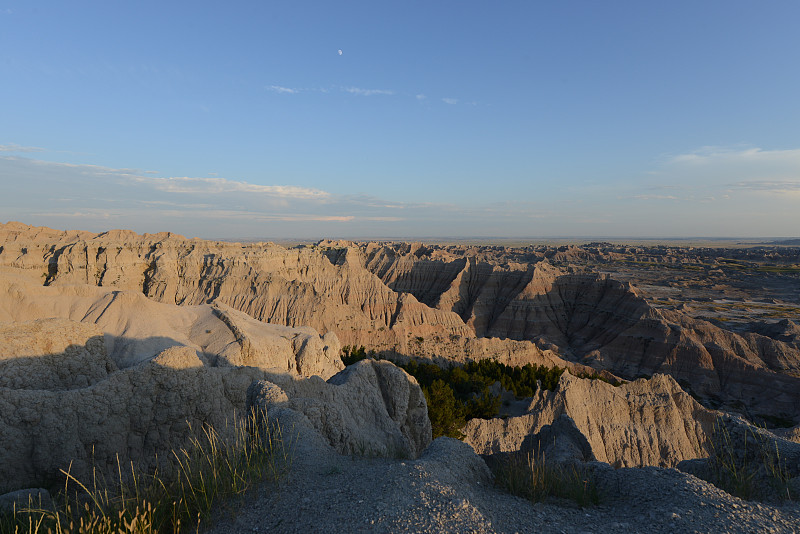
[466,385,502,420]
[423,379,466,439]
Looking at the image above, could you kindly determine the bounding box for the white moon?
[338,49,343,55]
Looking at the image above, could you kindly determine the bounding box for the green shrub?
[340,348,618,441]
[341,345,370,366]
[466,385,502,420]
[423,380,467,440]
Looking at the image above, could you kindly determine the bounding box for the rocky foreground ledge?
[202,366,800,533]
[206,423,800,534]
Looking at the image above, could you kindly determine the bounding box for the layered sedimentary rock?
[3,222,800,421]
[0,342,269,493]
[464,372,716,468]
[0,224,472,354]
[747,319,800,350]
[0,223,571,374]
[0,273,342,377]
[578,308,800,419]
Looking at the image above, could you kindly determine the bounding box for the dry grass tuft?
[492,450,599,508]
[0,407,290,534]
[706,418,793,502]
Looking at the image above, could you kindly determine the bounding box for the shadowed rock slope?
[0,317,430,493]
[355,242,800,422]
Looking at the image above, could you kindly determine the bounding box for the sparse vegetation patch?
[0,409,289,534]
[704,418,794,502]
[492,450,600,507]
[341,346,619,439]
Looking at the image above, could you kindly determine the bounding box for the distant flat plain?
[219,236,800,248]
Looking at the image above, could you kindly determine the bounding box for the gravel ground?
[206,428,800,534]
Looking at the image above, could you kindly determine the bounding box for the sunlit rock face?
[0,273,343,378]
[464,372,716,468]
[0,226,473,352]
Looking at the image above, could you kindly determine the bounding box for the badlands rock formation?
[0,222,590,371]
[3,222,800,422]
[464,372,716,468]
[0,229,435,494]
[0,222,470,343]
[355,242,800,422]
[748,319,800,351]
[0,327,269,493]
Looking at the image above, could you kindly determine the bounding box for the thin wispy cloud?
[669,146,800,166]
[2,157,328,201]
[263,85,473,107]
[210,213,356,222]
[29,210,113,219]
[12,149,794,239]
[1,154,598,238]
[267,85,299,94]
[342,87,394,96]
[623,194,679,201]
[656,146,800,195]
[138,200,215,209]
[150,210,404,224]
[0,143,44,153]
[132,175,330,199]
[151,210,390,223]
[3,157,137,177]
[648,184,681,191]
[732,180,800,192]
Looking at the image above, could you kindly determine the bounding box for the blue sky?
[2,1,799,238]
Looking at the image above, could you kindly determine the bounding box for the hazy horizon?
[2,1,799,238]
[7,219,798,248]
